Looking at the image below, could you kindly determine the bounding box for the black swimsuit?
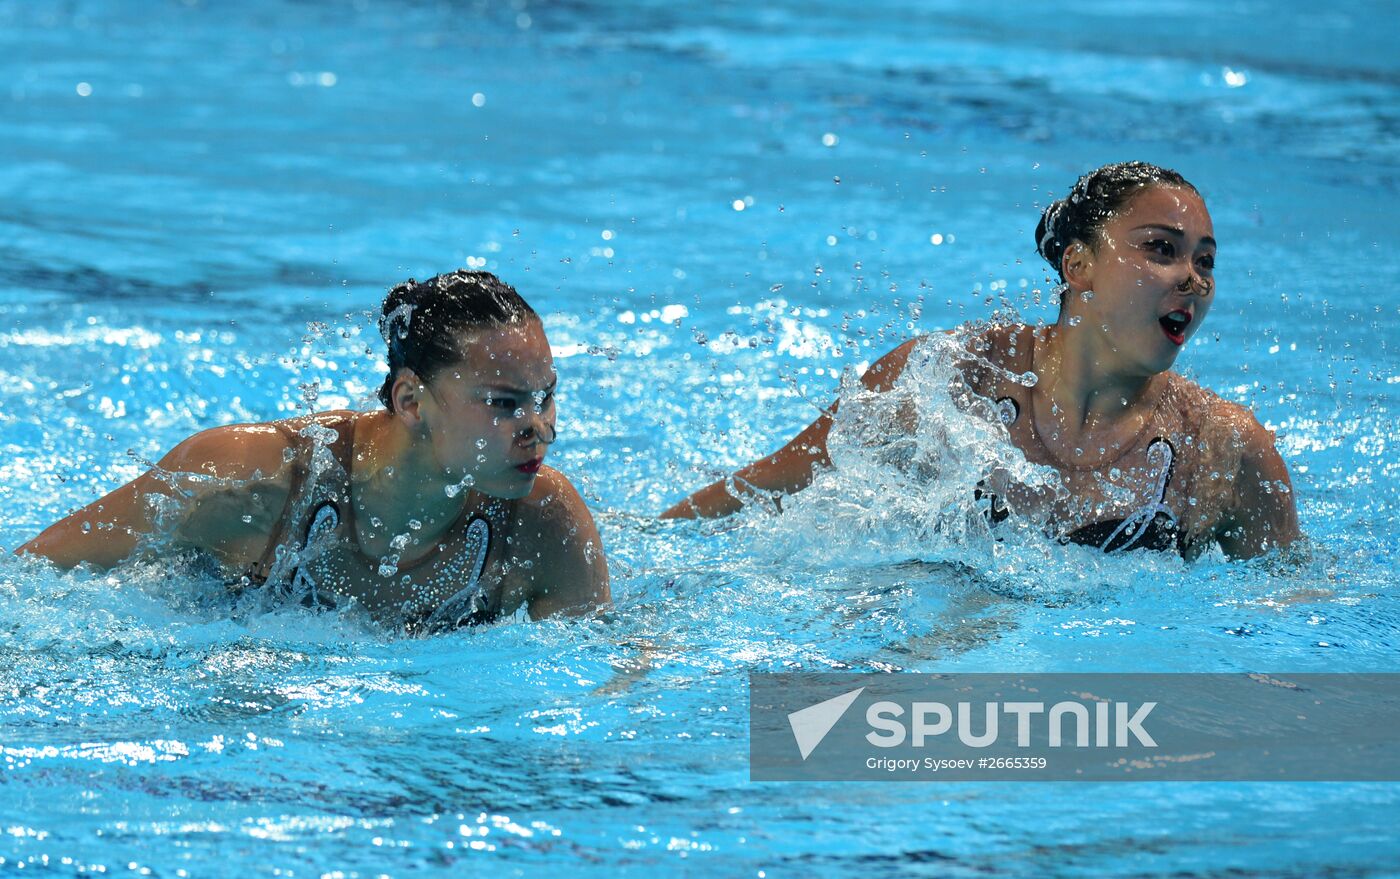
[979,396,1190,555]
[1059,437,1186,553]
[244,415,497,629]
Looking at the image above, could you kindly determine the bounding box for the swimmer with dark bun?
[664,162,1299,559]
[20,271,609,629]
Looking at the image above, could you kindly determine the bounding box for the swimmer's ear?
[390,369,428,427]
[1061,240,1094,289]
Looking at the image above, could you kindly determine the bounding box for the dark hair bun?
[1035,199,1070,266]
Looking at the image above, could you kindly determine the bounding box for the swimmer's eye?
[1196,254,1215,272]
[486,391,554,413]
[1143,239,1175,258]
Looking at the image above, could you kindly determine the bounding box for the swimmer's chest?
[295,501,529,625]
[984,389,1229,542]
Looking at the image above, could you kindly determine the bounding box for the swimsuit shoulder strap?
[246,420,313,584]
[245,412,360,585]
[321,412,359,533]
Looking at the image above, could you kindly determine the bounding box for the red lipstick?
[1159,310,1191,346]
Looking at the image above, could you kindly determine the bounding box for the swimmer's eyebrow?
[481,376,559,395]
[1133,224,1217,249]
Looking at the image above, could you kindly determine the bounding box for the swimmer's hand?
[592,635,664,696]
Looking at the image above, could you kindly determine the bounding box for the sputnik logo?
[787,687,865,760]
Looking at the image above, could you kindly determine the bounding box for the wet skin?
[17,318,610,623]
[662,184,1299,558]
[406,319,559,501]
[1057,184,1217,383]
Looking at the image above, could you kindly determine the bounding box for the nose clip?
[519,421,558,445]
[1177,274,1210,296]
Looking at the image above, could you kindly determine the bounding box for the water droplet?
[445,474,475,498]
[408,519,422,530]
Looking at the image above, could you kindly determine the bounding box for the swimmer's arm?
[660,337,921,519]
[517,468,611,620]
[17,468,173,569]
[1215,417,1301,559]
[16,425,292,570]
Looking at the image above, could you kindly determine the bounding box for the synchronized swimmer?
[18,161,1301,630]
[663,162,1299,559]
[19,271,610,631]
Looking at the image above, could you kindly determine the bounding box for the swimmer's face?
[418,318,558,500]
[1065,185,1216,374]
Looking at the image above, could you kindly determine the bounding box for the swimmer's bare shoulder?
[864,322,1022,394]
[17,417,309,571]
[499,464,610,620]
[1190,390,1301,558]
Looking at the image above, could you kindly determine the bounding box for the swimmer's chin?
[431,458,561,502]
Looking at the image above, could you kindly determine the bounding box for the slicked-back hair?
[1035,161,1199,283]
[376,270,538,410]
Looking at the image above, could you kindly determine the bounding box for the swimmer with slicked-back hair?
[664,162,1300,559]
[20,270,610,631]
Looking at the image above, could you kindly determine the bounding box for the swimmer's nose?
[518,416,557,446]
[1176,270,1212,296]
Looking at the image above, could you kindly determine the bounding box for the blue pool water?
[2,0,1399,875]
